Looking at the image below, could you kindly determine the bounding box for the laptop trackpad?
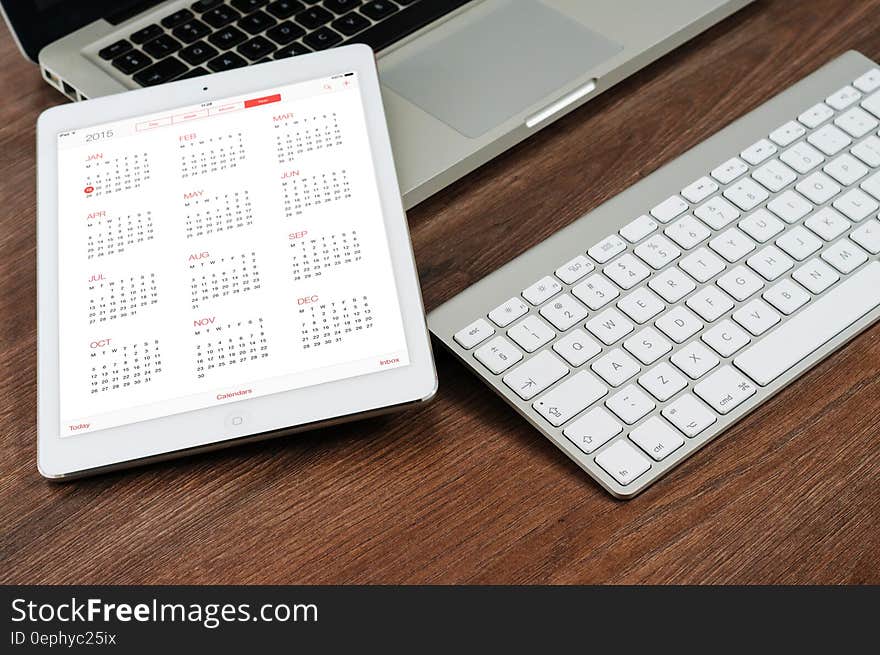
[381,0,622,138]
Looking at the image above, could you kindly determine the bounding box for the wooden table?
[3,0,879,585]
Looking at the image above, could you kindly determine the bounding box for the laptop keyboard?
[97,0,471,87]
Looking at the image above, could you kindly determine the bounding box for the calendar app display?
[56,72,409,436]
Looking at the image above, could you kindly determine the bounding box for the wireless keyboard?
[428,51,880,498]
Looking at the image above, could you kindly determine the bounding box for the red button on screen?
[244,94,281,108]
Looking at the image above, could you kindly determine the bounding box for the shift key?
[694,365,756,414]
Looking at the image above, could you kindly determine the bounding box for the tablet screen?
[55,71,410,436]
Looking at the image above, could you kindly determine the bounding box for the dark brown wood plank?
[1,0,878,585]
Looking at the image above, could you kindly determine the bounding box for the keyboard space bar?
[734,262,880,386]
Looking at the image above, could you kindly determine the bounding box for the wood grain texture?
[2,0,879,584]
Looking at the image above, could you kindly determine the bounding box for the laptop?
[4,0,753,208]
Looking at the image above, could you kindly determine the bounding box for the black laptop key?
[266,0,305,19]
[331,11,369,35]
[266,21,305,44]
[112,50,153,75]
[303,26,342,50]
[396,0,419,4]
[143,34,183,58]
[177,66,210,79]
[161,9,194,28]
[209,26,248,49]
[203,6,242,28]
[179,40,219,65]
[133,56,188,86]
[360,0,398,20]
[130,24,163,44]
[274,42,311,58]
[342,0,469,52]
[231,0,269,12]
[207,51,248,71]
[191,0,223,12]
[238,35,277,60]
[98,39,132,60]
[324,0,361,14]
[173,19,211,43]
[238,10,277,34]
[294,6,333,29]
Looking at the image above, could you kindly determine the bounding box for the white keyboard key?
[804,207,851,241]
[835,107,878,138]
[793,258,840,294]
[662,394,717,437]
[741,138,778,165]
[630,417,685,462]
[638,362,688,401]
[604,253,650,290]
[823,153,869,186]
[724,177,769,211]
[780,141,825,174]
[563,407,622,454]
[488,297,529,327]
[686,285,735,322]
[711,157,748,184]
[553,328,602,367]
[522,275,562,305]
[709,227,756,263]
[717,265,764,301]
[586,308,634,345]
[671,341,720,380]
[861,170,880,201]
[694,365,757,414]
[752,158,797,192]
[617,287,665,324]
[588,234,627,264]
[474,336,523,374]
[555,254,595,284]
[746,244,794,281]
[850,218,880,254]
[572,274,620,310]
[776,225,823,260]
[507,314,555,352]
[539,293,588,331]
[455,318,494,349]
[623,326,672,365]
[807,124,851,155]
[702,319,751,357]
[649,267,696,303]
[694,196,741,230]
[655,306,703,343]
[851,135,880,167]
[734,262,880,385]
[664,214,711,250]
[650,195,689,223]
[634,234,681,269]
[821,240,868,274]
[854,68,880,93]
[678,247,727,283]
[533,371,607,427]
[595,439,651,486]
[798,101,834,128]
[739,208,786,243]
[681,176,718,204]
[861,90,880,118]
[767,189,813,223]
[606,385,655,424]
[769,120,806,147]
[502,350,568,400]
[592,348,641,387]
[619,215,659,244]
[833,188,879,222]
[732,299,781,336]
[795,171,841,204]
[763,278,811,315]
[826,85,861,110]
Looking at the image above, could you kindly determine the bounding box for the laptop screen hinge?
[104,1,166,25]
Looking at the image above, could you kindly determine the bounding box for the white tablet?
[36,45,436,479]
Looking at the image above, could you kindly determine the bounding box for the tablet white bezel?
[37,45,436,478]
